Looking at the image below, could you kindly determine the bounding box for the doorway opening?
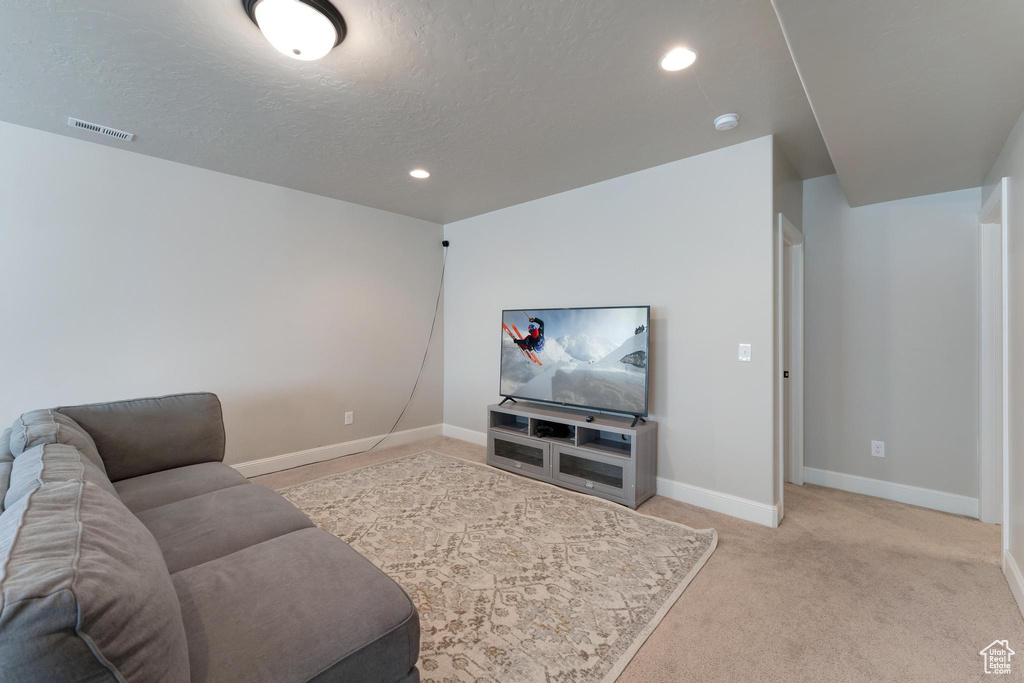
[777,213,804,524]
[978,178,1008,540]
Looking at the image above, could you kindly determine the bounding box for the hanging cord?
[264,242,448,476]
[365,242,448,452]
[690,64,716,111]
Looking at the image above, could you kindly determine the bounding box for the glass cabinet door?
[488,430,550,480]
[558,452,625,490]
[493,437,545,469]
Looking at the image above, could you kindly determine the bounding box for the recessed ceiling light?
[243,0,347,61]
[660,47,697,72]
[410,169,430,179]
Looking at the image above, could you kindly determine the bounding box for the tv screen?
[500,306,650,416]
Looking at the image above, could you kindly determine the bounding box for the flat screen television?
[500,306,650,417]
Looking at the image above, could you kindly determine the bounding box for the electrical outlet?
[871,440,885,458]
[345,411,353,425]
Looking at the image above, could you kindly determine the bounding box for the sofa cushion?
[113,461,248,513]
[9,409,106,476]
[5,443,118,509]
[0,481,190,683]
[137,484,314,573]
[0,429,12,513]
[56,392,226,481]
[173,528,419,683]
[389,670,421,683]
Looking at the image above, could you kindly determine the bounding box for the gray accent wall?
[802,174,981,497]
[444,137,778,507]
[0,121,444,466]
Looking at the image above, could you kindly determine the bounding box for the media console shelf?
[486,402,657,509]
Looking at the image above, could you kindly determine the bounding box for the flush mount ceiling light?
[659,47,697,71]
[409,169,431,179]
[243,0,346,61]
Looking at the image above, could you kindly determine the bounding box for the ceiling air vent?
[67,117,134,142]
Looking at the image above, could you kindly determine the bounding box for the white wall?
[773,140,803,505]
[802,174,980,497]
[444,137,778,511]
[773,140,803,232]
[0,121,444,466]
[986,108,1024,612]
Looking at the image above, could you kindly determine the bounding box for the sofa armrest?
[55,393,226,482]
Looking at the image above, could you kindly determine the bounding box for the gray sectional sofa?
[0,392,420,683]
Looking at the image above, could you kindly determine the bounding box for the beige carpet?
[256,436,1024,683]
[278,451,716,683]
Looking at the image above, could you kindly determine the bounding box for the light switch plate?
[738,343,752,362]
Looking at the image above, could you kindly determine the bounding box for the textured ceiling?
[773,0,1024,207]
[0,0,832,223]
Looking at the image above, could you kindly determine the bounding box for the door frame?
[978,179,1009,537]
[777,213,805,520]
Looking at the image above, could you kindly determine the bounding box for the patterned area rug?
[279,451,717,683]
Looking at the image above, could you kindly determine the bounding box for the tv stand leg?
[499,397,518,406]
[631,415,646,428]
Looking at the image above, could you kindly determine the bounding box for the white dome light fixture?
[244,0,346,61]
[410,169,431,179]
[660,47,697,72]
[714,113,740,131]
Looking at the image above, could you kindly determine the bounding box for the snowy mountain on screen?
[501,330,649,413]
[596,331,648,367]
[547,329,648,412]
[554,334,617,363]
[539,337,576,364]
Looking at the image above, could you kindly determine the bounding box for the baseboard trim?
[1005,550,1024,620]
[803,467,979,518]
[656,476,779,528]
[232,424,443,478]
[442,423,487,446]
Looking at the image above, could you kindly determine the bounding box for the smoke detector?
[67,117,134,142]
[714,113,739,131]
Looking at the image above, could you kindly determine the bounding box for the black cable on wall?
[268,240,448,473]
[365,240,449,452]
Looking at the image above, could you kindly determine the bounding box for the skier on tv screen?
[514,317,545,352]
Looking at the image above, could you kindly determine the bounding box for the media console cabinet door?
[552,444,633,506]
[488,430,551,479]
